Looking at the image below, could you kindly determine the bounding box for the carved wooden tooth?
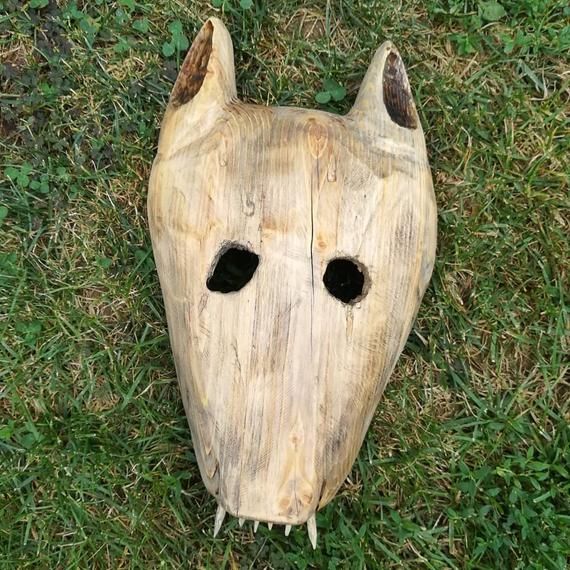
[238,518,245,527]
[213,505,226,537]
[253,521,259,533]
[307,514,317,549]
[268,523,273,530]
[285,525,291,536]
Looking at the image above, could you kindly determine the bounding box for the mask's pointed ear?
[158,18,237,154]
[349,42,420,132]
[169,17,236,110]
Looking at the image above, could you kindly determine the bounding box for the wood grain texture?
[148,18,437,526]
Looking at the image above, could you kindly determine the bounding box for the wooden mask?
[148,17,437,547]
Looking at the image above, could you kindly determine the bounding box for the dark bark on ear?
[382,52,418,129]
[171,20,214,107]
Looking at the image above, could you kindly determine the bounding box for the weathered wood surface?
[148,17,437,541]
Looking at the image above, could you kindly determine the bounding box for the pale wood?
[148,17,437,529]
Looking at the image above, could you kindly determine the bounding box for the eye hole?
[323,258,367,304]
[206,245,259,293]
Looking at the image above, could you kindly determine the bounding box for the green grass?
[1,0,568,568]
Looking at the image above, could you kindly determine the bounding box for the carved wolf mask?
[148,17,437,546]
